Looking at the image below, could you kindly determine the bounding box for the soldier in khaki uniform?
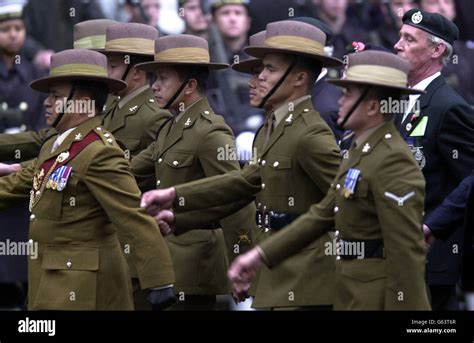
[0,49,175,310]
[223,51,432,310]
[142,21,343,310]
[0,19,118,163]
[131,34,255,310]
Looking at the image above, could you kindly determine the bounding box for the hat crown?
[347,51,410,74]
[154,34,211,64]
[265,20,326,48]
[74,19,118,50]
[249,30,266,47]
[105,23,158,56]
[50,49,108,72]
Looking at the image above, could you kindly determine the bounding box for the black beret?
[402,9,459,45]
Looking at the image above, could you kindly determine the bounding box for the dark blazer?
[311,76,343,142]
[397,75,474,285]
[425,171,474,290]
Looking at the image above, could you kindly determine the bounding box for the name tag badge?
[343,168,361,198]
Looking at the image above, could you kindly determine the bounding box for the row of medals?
[30,152,70,211]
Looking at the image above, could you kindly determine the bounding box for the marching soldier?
[131,34,255,310]
[0,19,119,163]
[224,51,431,310]
[0,49,175,310]
[142,20,343,310]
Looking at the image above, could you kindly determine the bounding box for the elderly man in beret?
[394,8,474,310]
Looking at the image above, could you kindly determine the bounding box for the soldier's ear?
[294,71,307,88]
[366,98,380,117]
[185,79,198,95]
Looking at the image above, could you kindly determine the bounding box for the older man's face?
[394,24,433,73]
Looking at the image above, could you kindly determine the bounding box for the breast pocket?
[33,245,99,310]
[337,178,376,227]
[265,154,292,196]
[160,151,195,183]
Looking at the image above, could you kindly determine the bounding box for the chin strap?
[258,60,297,109]
[163,67,196,110]
[337,86,371,131]
[52,83,77,129]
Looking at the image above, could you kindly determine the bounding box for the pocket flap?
[164,152,194,168]
[341,259,385,282]
[42,246,99,271]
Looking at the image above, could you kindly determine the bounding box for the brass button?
[273,161,279,168]
[29,214,35,221]
[334,206,339,213]
[66,260,72,269]
[173,161,179,166]
[261,183,266,190]
[156,180,161,187]
[261,160,266,166]
[158,158,163,163]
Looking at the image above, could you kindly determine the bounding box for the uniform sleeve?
[296,124,340,193]
[130,141,157,192]
[0,160,36,210]
[372,152,429,310]
[438,102,474,182]
[84,146,175,289]
[425,172,473,240]
[174,162,262,211]
[259,188,336,267]
[0,128,55,161]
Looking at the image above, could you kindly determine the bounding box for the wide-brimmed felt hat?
[73,19,118,51]
[103,22,158,58]
[231,30,265,74]
[136,34,229,71]
[244,20,342,68]
[327,50,425,94]
[30,49,126,94]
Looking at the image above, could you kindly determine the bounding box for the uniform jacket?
[131,97,255,296]
[258,122,431,310]
[0,117,175,310]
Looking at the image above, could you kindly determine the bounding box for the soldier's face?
[152,66,182,108]
[337,85,366,130]
[0,19,26,55]
[259,53,298,107]
[248,65,264,108]
[183,0,208,33]
[394,25,435,78]
[107,54,132,95]
[214,5,250,39]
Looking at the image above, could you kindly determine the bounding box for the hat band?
[346,65,408,88]
[155,47,210,64]
[265,35,325,56]
[106,37,155,55]
[0,12,22,21]
[74,35,106,50]
[50,64,108,77]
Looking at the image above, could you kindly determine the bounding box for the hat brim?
[326,79,426,95]
[231,58,262,74]
[30,75,127,94]
[135,60,229,71]
[244,46,343,68]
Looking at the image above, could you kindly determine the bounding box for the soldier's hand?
[141,187,177,215]
[156,209,176,236]
[147,286,177,311]
[232,281,251,303]
[228,247,263,286]
[423,224,435,251]
[0,163,21,176]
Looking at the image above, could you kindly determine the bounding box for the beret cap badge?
[411,11,423,24]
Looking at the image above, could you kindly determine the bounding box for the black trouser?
[0,283,27,310]
[429,284,459,311]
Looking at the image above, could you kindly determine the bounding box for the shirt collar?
[410,71,441,95]
[273,95,311,126]
[118,85,149,109]
[52,127,77,152]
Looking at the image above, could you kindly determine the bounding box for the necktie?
[262,111,275,148]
